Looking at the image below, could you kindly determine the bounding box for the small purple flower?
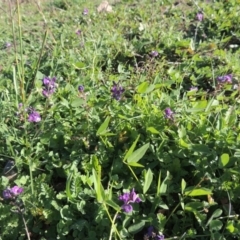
[28,110,41,123]
[82,8,89,15]
[150,51,159,57]
[196,12,203,22]
[76,29,81,35]
[111,82,124,100]
[78,85,84,92]
[3,186,23,199]
[146,226,164,240]
[147,226,154,237]
[164,108,174,120]
[156,234,165,240]
[5,42,11,48]
[3,189,12,199]
[11,186,24,196]
[42,76,57,97]
[217,74,233,84]
[119,188,141,213]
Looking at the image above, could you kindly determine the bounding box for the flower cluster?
[144,226,164,240]
[164,108,174,120]
[119,188,141,213]
[28,109,41,123]
[42,76,57,97]
[217,74,233,84]
[3,186,23,199]
[111,82,124,100]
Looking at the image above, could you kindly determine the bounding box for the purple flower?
[76,29,81,35]
[156,234,165,240]
[111,82,124,100]
[82,8,89,15]
[28,110,41,123]
[11,186,23,196]
[164,108,174,120]
[3,186,23,199]
[3,189,12,199]
[196,12,203,22]
[146,226,164,240]
[42,76,57,97]
[122,204,133,213]
[119,188,141,213]
[217,74,233,84]
[150,51,159,57]
[78,85,84,92]
[5,42,11,48]
[147,226,154,237]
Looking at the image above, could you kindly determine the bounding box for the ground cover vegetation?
[0,0,240,239]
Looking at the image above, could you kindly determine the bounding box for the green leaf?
[71,98,85,107]
[219,153,229,168]
[156,171,161,196]
[92,169,103,203]
[184,187,212,196]
[191,144,210,153]
[206,209,223,227]
[191,100,208,112]
[96,116,110,136]
[128,220,145,234]
[179,139,189,148]
[159,171,170,195]
[127,162,144,167]
[123,135,140,162]
[137,82,149,93]
[181,178,186,194]
[145,84,155,93]
[127,143,149,163]
[226,221,235,233]
[147,127,160,134]
[72,62,86,69]
[105,200,121,212]
[143,169,153,194]
[209,219,223,232]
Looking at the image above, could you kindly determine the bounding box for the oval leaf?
[184,187,212,196]
[143,169,153,194]
[128,220,145,234]
[219,153,229,168]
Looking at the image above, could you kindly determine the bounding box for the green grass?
[0,0,240,239]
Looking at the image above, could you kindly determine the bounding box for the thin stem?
[109,212,120,240]
[103,203,121,240]
[18,207,31,240]
[16,0,25,103]
[165,175,206,225]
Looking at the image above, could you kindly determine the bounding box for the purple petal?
[3,189,12,199]
[121,204,133,213]
[119,192,130,204]
[11,186,23,196]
